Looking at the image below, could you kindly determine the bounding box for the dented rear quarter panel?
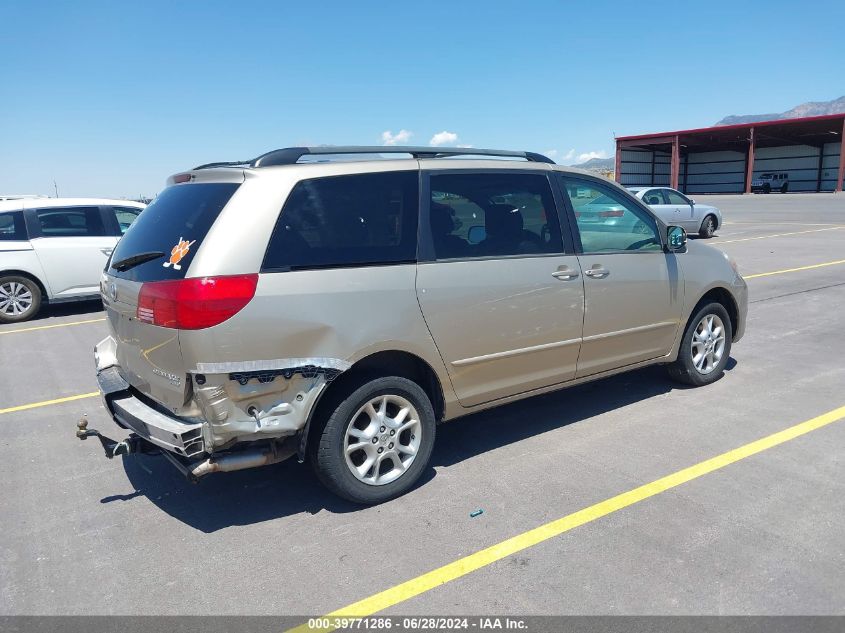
[177,264,459,427]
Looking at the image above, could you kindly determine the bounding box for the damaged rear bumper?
[96,366,206,458]
[81,366,299,480]
[83,337,351,480]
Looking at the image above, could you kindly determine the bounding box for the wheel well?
[694,288,739,340]
[344,351,445,421]
[0,270,47,301]
[302,350,447,459]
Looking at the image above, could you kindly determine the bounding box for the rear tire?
[668,302,732,387]
[311,375,436,504]
[698,215,717,239]
[781,183,788,193]
[0,275,42,323]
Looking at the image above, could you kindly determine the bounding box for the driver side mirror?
[689,198,696,205]
[667,225,687,253]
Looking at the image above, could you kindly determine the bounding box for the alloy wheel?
[691,314,726,375]
[343,394,422,486]
[0,282,34,317]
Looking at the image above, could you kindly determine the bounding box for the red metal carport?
[615,114,845,194]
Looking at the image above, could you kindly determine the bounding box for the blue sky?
[2,0,843,198]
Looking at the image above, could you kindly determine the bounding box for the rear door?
[29,206,117,298]
[416,169,584,407]
[559,176,683,378]
[664,189,696,229]
[103,182,240,411]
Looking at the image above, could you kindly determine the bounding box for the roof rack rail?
[192,146,555,170]
[192,160,251,170]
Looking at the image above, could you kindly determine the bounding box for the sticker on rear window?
[163,237,196,270]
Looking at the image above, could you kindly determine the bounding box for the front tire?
[0,275,42,323]
[781,183,789,193]
[311,376,436,504]
[668,302,732,387]
[698,215,717,239]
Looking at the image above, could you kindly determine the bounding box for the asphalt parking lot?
[1,193,844,618]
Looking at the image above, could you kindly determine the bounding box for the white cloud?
[456,144,474,148]
[381,129,413,146]
[576,150,609,163]
[544,149,559,159]
[563,149,576,161]
[430,131,459,146]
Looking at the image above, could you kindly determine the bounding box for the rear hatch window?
[108,183,239,281]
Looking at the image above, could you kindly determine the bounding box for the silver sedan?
[627,186,722,238]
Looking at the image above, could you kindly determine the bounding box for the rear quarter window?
[262,171,419,271]
[0,211,28,241]
[108,183,240,281]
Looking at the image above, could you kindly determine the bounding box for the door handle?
[584,267,610,279]
[552,270,579,280]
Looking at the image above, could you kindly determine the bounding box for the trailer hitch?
[76,415,146,459]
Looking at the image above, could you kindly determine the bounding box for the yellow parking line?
[291,404,845,630]
[745,259,845,279]
[0,317,106,335]
[0,392,99,415]
[711,226,844,244]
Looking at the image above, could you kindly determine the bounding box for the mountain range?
[569,156,615,170]
[715,96,845,126]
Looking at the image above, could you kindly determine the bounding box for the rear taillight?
[598,210,624,218]
[137,274,258,330]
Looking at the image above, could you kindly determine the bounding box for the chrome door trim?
[452,337,581,367]
[581,320,678,343]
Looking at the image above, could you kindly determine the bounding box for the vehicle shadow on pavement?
[34,299,104,321]
[117,361,735,532]
[433,365,677,468]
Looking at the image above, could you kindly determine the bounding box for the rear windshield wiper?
[111,251,165,272]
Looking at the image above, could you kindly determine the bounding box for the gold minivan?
[82,147,747,504]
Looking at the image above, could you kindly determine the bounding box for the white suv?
[0,198,145,322]
[751,173,789,193]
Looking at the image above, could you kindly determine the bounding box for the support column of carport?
[615,145,622,183]
[670,135,680,190]
[744,127,756,194]
[837,118,845,193]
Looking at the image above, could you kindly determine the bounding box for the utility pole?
[53,180,59,198]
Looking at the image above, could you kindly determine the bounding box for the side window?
[643,190,666,205]
[263,171,418,271]
[35,207,105,237]
[562,178,662,253]
[113,207,142,234]
[664,190,690,205]
[428,172,562,259]
[0,211,28,241]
